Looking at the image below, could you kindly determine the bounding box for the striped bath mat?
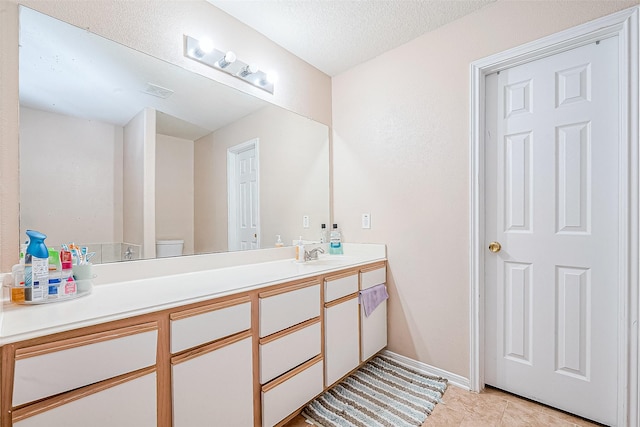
[302,354,448,427]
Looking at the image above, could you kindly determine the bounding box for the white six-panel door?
[484,36,619,425]
[228,139,260,251]
[237,146,258,250]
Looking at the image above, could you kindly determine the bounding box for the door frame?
[469,7,639,426]
[227,138,260,251]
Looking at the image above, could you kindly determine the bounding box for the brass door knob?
[488,241,502,253]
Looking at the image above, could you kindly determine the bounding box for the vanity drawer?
[259,281,320,337]
[13,322,158,406]
[13,371,157,427]
[324,272,358,303]
[260,319,321,384]
[360,264,386,290]
[170,296,251,354]
[262,357,324,427]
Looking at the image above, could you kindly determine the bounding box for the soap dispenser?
[275,235,284,248]
[295,236,305,263]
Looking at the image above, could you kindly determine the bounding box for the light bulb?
[265,71,278,84]
[239,64,259,77]
[218,51,236,68]
[193,38,214,58]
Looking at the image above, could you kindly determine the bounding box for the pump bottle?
[329,224,343,255]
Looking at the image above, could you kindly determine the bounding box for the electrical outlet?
[362,213,371,229]
[303,215,310,228]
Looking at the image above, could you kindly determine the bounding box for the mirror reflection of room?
[18,7,329,264]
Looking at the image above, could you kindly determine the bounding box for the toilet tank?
[156,240,184,258]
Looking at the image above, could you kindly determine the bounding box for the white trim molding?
[469,7,639,426]
[380,350,470,390]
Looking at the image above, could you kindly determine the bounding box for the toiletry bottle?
[275,235,284,248]
[60,251,77,297]
[24,230,49,302]
[47,248,62,299]
[295,236,305,263]
[329,224,343,255]
[11,264,25,303]
[320,224,327,244]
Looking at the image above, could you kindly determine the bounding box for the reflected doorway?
[227,139,260,251]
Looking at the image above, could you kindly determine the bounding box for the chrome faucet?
[124,246,134,260]
[305,247,325,261]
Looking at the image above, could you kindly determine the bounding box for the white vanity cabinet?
[259,280,323,427]
[1,257,388,427]
[324,271,360,386]
[170,296,253,427]
[360,263,388,361]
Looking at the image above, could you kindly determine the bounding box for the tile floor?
[283,385,603,427]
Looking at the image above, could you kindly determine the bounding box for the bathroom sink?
[302,256,355,266]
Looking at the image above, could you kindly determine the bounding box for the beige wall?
[332,0,638,379]
[194,105,330,253]
[123,108,156,258]
[156,134,195,256]
[19,107,124,246]
[0,0,331,270]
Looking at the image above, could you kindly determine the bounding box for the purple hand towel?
[359,284,389,317]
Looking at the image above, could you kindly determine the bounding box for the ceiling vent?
[143,83,174,99]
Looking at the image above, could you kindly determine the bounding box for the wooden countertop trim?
[258,280,319,299]
[15,322,158,360]
[324,292,359,309]
[259,318,320,346]
[169,295,250,321]
[323,269,359,282]
[359,261,386,274]
[170,330,252,366]
[261,355,323,393]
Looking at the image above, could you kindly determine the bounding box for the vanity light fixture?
[184,35,275,94]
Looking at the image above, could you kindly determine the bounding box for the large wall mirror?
[18,6,330,264]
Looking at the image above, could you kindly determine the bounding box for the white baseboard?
[380,350,470,390]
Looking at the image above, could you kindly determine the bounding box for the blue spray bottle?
[24,230,49,301]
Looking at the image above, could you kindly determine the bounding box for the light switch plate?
[362,213,371,229]
[303,215,310,228]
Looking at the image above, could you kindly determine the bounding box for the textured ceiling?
[208,0,496,76]
[20,7,269,140]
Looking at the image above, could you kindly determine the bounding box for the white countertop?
[0,249,385,345]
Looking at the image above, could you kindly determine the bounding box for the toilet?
[156,239,184,258]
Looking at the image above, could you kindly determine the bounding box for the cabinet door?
[361,299,387,361]
[13,372,157,427]
[325,296,360,386]
[172,333,253,427]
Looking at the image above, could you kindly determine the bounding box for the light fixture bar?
[184,35,274,94]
